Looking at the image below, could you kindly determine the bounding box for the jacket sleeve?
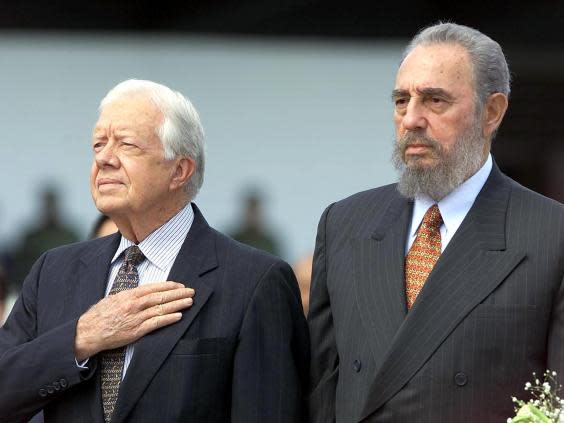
[230,260,310,423]
[0,252,96,423]
[307,204,339,423]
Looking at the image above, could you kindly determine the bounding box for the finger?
[139,312,183,335]
[143,297,193,320]
[132,281,186,297]
[138,287,195,310]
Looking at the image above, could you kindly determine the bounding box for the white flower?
[543,382,551,393]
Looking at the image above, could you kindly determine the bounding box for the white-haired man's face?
[90,94,183,223]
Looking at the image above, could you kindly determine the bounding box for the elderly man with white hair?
[0,79,309,423]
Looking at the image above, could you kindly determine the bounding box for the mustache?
[397,132,442,154]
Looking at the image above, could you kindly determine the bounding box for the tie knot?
[124,245,145,267]
[422,204,443,229]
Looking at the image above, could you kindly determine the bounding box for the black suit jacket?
[308,163,564,422]
[0,205,310,423]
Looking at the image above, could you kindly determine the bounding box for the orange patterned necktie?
[405,204,443,309]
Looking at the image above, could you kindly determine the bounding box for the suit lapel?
[112,205,217,423]
[353,194,411,372]
[77,232,121,422]
[359,164,526,421]
[77,232,121,314]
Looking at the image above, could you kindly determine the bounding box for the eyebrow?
[93,126,135,137]
[417,87,455,100]
[391,87,455,101]
[391,89,409,101]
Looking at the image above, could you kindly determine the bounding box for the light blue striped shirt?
[106,202,194,379]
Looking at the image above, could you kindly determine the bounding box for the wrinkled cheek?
[89,182,98,201]
[89,166,98,191]
[126,186,147,211]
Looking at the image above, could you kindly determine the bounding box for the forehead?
[395,43,474,94]
[94,94,163,132]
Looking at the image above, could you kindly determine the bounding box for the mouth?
[405,144,432,155]
[97,178,124,189]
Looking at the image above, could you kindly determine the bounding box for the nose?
[95,142,119,168]
[401,99,428,131]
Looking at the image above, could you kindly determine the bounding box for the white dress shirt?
[406,154,492,254]
[80,203,194,378]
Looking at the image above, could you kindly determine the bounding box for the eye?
[394,97,409,110]
[120,140,137,148]
[424,95,450,112]
[93,141,105,152]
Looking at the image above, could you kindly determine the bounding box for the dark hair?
[0,266,6,303]
[89,214,113,239]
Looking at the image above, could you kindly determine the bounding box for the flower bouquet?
[508,371,563,422]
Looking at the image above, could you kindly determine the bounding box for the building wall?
[0,34,402,261]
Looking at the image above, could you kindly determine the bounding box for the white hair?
[403,22,511,111]
[100,79,205,200]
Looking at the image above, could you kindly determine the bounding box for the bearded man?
[307,22,564,423]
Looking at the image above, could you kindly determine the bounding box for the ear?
[482,92,508,139]
[170,157,196,191]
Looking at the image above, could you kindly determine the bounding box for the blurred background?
[1,0,563,322]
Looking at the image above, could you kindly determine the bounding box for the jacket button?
[38,388,47,397]
[353,359,362,373]
[60,378,68,389]
[53,381,61,391]
[47,385,55,394]
[454,372,468,386]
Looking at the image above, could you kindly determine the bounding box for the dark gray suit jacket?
[0,205,310,423]
[308,163,564,422]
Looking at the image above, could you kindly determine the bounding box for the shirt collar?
[411,154,492,237]
[111,203,195,271]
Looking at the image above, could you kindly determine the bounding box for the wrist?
[74,315,98,361]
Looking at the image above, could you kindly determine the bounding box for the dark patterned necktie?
[101,246,145,423]
[405,204,443,309]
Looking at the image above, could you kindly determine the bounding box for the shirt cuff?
[75,357,90,370]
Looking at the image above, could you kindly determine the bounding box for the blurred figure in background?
[293,253,313,315]
[9,187,78,292]
[230,189,282,257]
[89,214,118,239]
[0,265,6,325]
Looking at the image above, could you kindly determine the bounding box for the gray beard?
[392,120,486,201]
